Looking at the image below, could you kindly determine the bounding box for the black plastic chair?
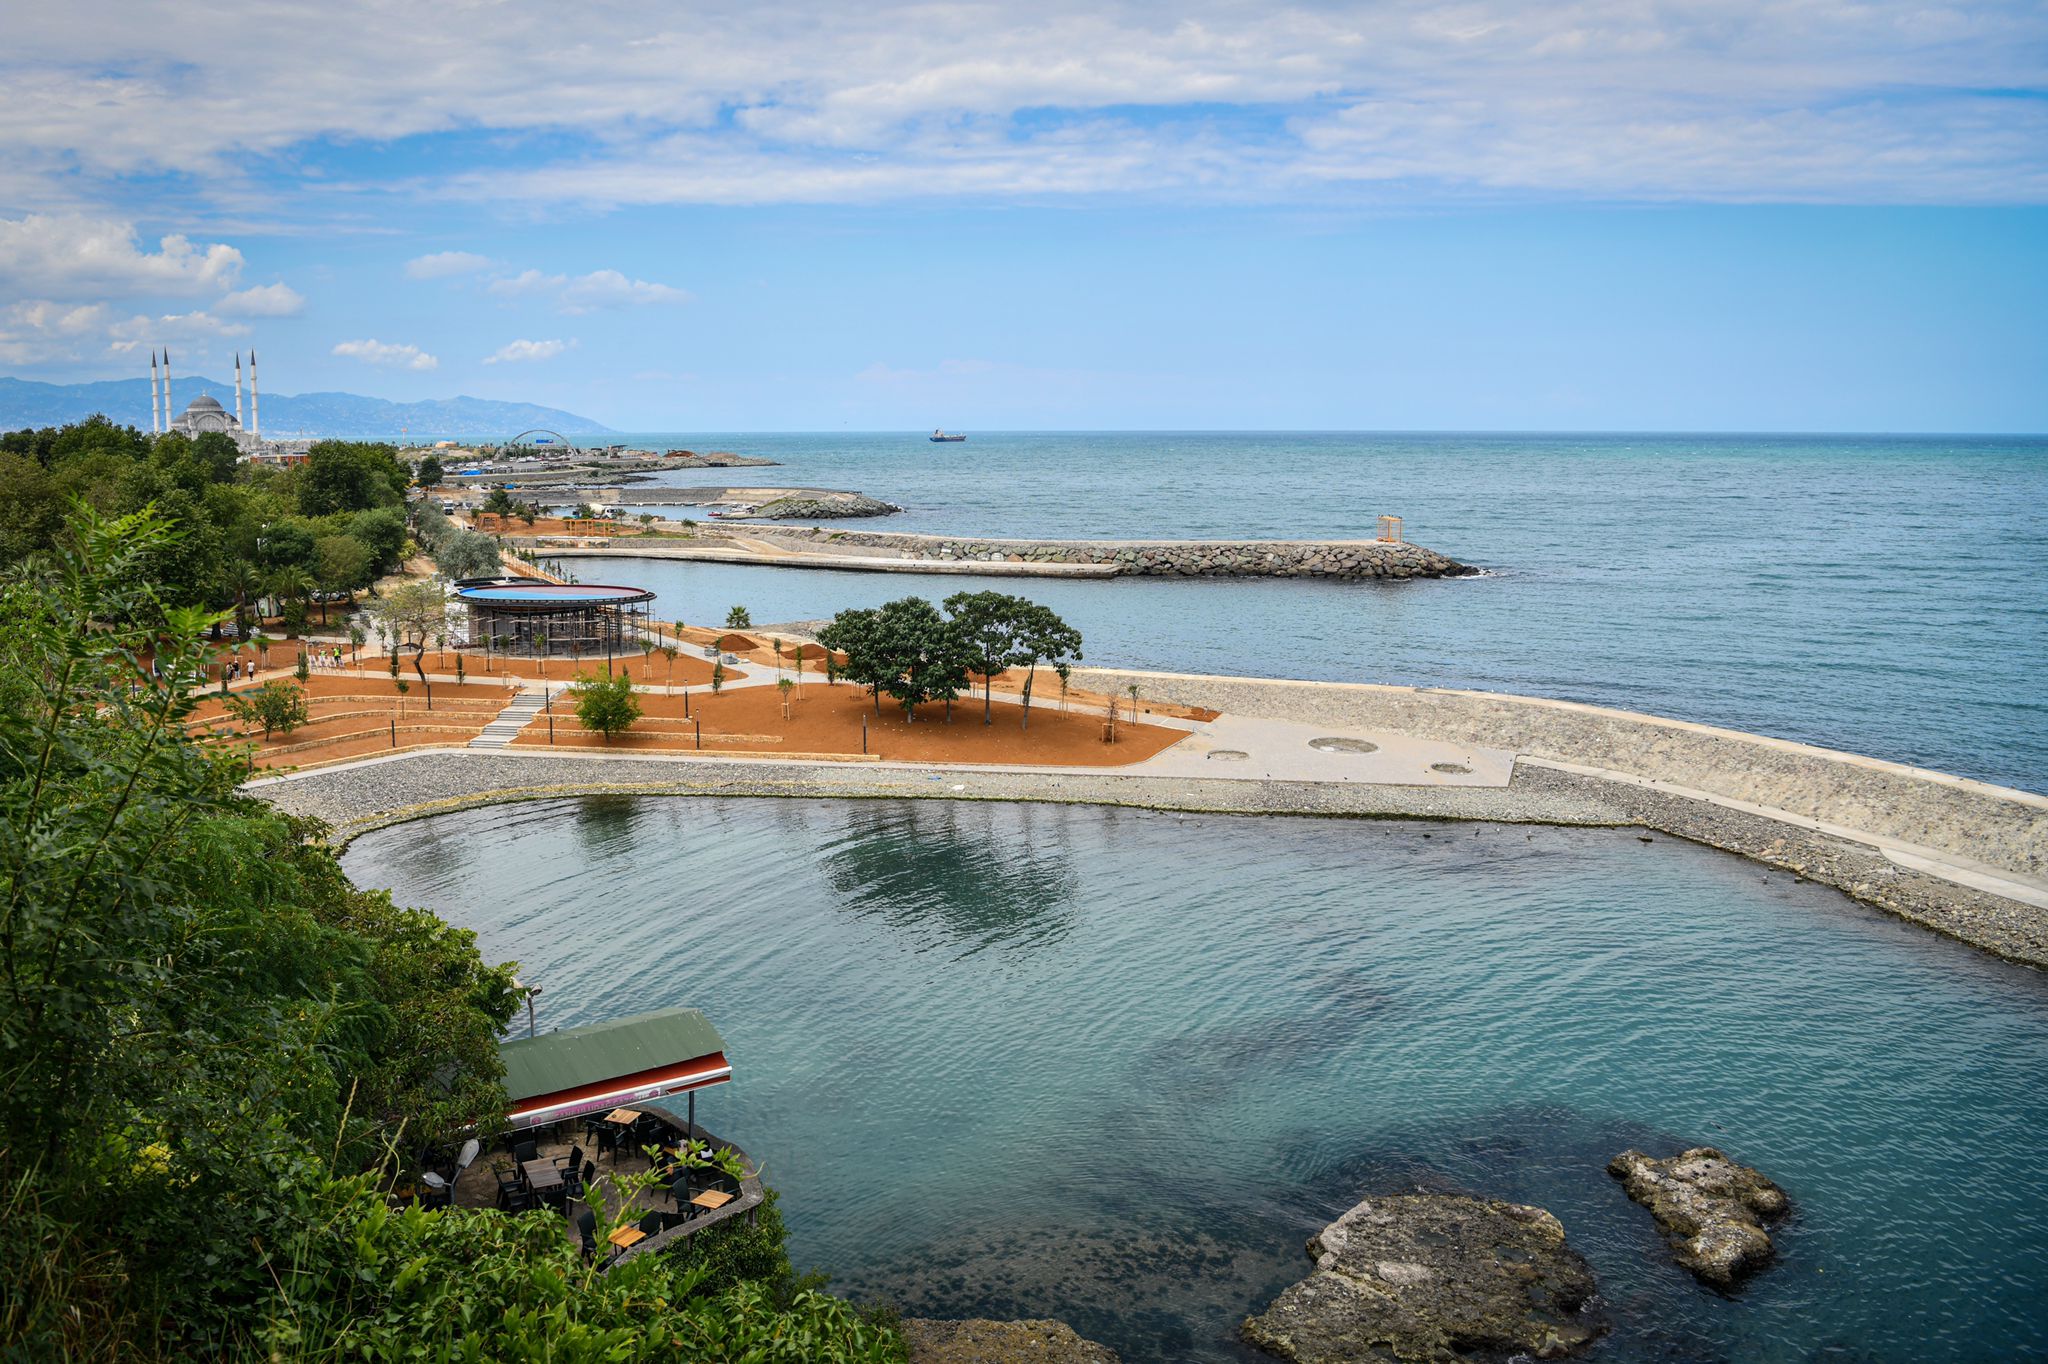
[574,1208,597,1260]
[501,1185,535,1214]
[512,1139,539,1166]
[637,1210,663,1238]
[557,1144,583,1174]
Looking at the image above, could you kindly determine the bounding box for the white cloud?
[332,338,438,370]
[483,337,572,364]
[486,268,689,313]
[405,250,495,279]
[0,299,110,363]
[0,213,242,297]
[0,2,2043,207]
[218,282,304,316]
[107,309,248,352]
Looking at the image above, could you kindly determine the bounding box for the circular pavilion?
[452,578,655,657]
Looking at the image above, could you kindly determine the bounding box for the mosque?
[148,347,307,462]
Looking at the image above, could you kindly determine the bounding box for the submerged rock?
[1242,1194,1605,1364]
[901,1318,1119,1363]
[1607,1147,1789,1289]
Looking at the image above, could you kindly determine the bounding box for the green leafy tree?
[228,678,310,739]
[433,527,502,580]
[313,534,373,605]
[944,590,1038,725]
[571,670,640,743]
[415,453,444,486]
[1012,601,1083,730]
[725,604,752,628]
[300,441,406,516]
[710,659,725,693]
[349,507,409,576]
[819,597,969,722]
[374,579,449,687]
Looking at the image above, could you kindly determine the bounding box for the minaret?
[162,348,171,431]
[150,350,161,433]
[235,352,245,428]
[250,348,260,439]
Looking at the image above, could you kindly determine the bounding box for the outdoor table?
[689,1189,734,1212]
[522,1159,562,1194]
[604,1107,642,1124]
[607,1226,645,1250]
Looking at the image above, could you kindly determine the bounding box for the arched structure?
[504,429,579,456]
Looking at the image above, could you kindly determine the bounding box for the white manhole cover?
[1309,737,1379,754]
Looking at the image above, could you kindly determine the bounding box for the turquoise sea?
[552,432,2048,793]
[342,798,2048,1363]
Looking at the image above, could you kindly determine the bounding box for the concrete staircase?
[469,688,546,749]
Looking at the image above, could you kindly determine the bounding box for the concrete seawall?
[1071,667,2048,885]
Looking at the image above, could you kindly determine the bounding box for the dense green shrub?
[0,506,900,1361]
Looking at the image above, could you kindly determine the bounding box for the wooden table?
[603,1107,642,1124]
[607,1226,645,1250]
[689,1189,734,1212]
[522,1159,562,1193]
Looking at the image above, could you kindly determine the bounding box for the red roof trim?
[506,1051,730,1129]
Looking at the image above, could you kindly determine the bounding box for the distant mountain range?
[0,375,612,439]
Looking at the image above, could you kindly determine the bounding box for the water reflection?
[811,802,1079,955]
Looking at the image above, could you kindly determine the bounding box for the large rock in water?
[1242,1195,1605,1364]
[1607,1147,1789,1289]
[901,1318,1120,1363]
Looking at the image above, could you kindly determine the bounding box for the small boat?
[929,429,967,442]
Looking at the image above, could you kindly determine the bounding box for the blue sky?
[2,0,2044,431]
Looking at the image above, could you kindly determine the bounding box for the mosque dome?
[185,394,225,413]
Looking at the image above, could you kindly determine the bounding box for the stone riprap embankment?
[753,527,1474,579]
[734,493,901,520]
[1607,1148,1789,1290]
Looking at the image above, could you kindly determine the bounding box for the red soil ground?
[190,674,510,770]
[508,675,1188,766]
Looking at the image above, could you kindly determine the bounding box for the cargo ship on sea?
[929,429,967,442]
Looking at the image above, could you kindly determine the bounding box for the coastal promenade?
[247,666,2048,969]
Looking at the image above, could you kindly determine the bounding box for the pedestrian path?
[470,688,547,748]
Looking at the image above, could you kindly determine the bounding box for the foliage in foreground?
[258,1180,900,1364]
[0,506,901,1362]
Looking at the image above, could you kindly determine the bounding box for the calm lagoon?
[342,795,2048,1363]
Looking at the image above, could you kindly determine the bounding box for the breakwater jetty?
[538,527,1473,580]
[762,526,1474,578]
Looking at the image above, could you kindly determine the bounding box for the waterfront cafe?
[499,1006,731,1135]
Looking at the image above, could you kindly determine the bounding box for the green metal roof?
[498,1007,727,1103]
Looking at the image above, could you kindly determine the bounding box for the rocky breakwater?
[1243,1194,1606,1363]
[772,528,1475,580]
[726,492,901,520]
[1608,1147,1789,1289]
[901,1318,1119,1363]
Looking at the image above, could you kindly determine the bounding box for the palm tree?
[222,562,262,638]
[660,644,679,691]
